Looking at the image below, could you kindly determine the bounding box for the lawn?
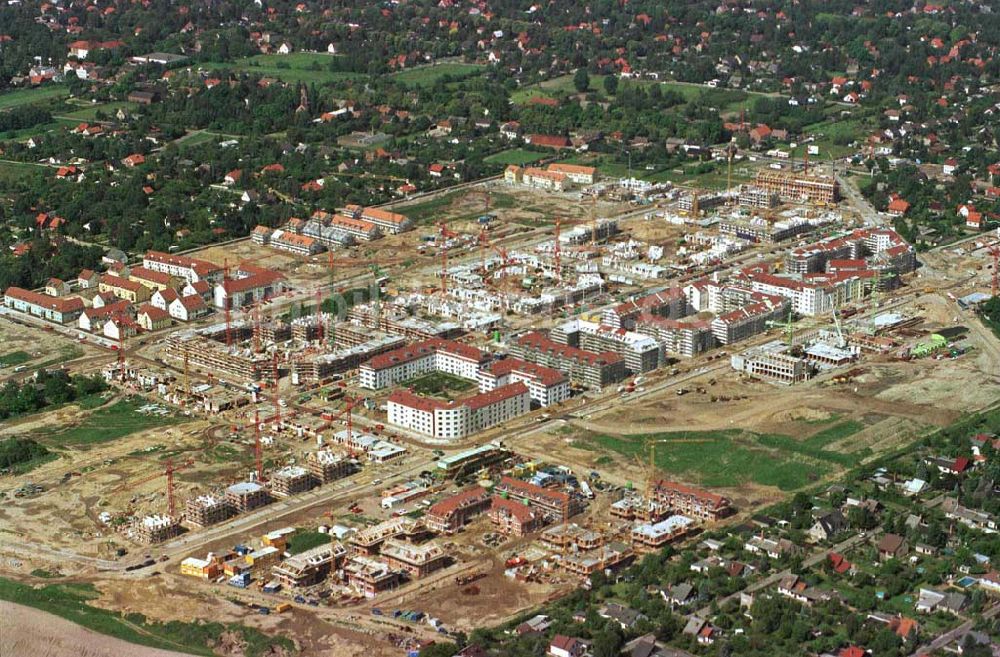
[34,398,189,447]
[573,428,835,491]
[408,372,476,399]
[287,530,330,555]
[794,116,869,159]
[0,350,32,367]
[202,53,364,84]
[390,62,483,87]
[0,160,48,184]
[0,85,70,110]
[0,578,293,657]
[33,344,85,371]
[484,149,549,166]
[58,101,138,121]
[396,190,463,224]
[756,420,868,467]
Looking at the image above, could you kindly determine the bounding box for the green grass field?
[58,101,138,121]
[0,85,70,110]
[572,426,862,491]
[407,372,475,399]
[35,398,189,447]
[395,191,462,224]
[287,530,330,555]
[484,149,549,166]
[0,350,32,367]
[0,160,49,184]
[390,62,483,87]
[203,53,363,84]
[0,578,293,657]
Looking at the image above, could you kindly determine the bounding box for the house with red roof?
[887,196,910,217]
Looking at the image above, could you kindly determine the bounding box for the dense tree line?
[0,437,50,471]
[0,370,108,421]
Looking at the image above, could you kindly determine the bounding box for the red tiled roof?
[100,274,144,293]
[490,495,535,522]
[361,206,409,226]
[654,480,728,509]
[464,382,528,410]
[516,332,622,367]
[145,251,221,276]
[497,475,569,505]
[427,486,489,518]
[481,358,566,386]
[386,388,451,412]
[137,304,169,321]
[129,266,173,286]
[364,338,485,371]
[4,287,84,314]
[178,294,206,310]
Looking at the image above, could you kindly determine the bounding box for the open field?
[202,53,364,84]
[0,85,70,110]
[483,148,549,166]
[571,427,838,491]
[0,159,49,183]
[58,101,138,121]
[30,398,189,448]
[0,320,101,383]
[1,601,196,657]
[389,62,484,87]
[0,580,293,657]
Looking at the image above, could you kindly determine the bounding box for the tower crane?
[765,307,796,348]
[830,306,847,349]
[112,458,195,518]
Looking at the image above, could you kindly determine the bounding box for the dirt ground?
[0,601,194,657]
[0,320,105,383]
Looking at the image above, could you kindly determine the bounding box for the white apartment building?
[387,382,530,440]
[359,338,486,389]
[478,358,570,407]
[142,251,222,284]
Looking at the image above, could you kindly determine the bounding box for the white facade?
[387,383,530,441]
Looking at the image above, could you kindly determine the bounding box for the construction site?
[4,156,1000,656]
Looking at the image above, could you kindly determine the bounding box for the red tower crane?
[554,216,562,282]
[315,288,325,344]
[271,352,281,425]
[113,458,194,517]
[990,246,1000,298]
[478,225,490,275]
[253,409,264,482]
[223,259,233,347]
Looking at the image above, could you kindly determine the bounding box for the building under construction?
[185,495,234,528]
[754,170,839,204]
[347,306,463,340]
[270,466,315,497]
[307,450,354,484]
[166,329,274,383]
[379,538,448,578]
[132,514,181,544]
[345,556,401,597]
[291,334,405,383]
[349,517,427,556]
[271,542,347,588]
[226,481,271,513]
[560,542,634,576]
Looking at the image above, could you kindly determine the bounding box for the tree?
[603,75,618,96]
[574,67,590,93]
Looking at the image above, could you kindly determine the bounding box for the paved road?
[907,602,1000,657]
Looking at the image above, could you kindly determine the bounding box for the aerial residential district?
[1,2,1000,657]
